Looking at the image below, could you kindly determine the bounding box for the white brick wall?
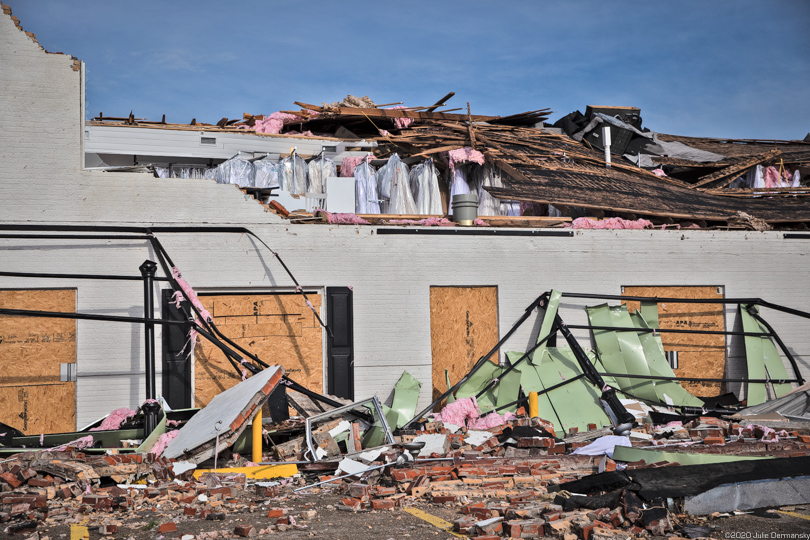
[6,226,804,426]
[2,8,808,428]
[0,10,272,225]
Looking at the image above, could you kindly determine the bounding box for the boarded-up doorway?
[430,287,499,404]
[622,286,725,397]
[0,289,77,434]
[194,292,323,407]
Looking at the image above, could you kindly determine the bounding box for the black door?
[326,287,354,400]
[161,289,192,409]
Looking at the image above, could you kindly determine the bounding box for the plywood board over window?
[623,286,725,397]
[194,293,322,408]
[0,289,76,433]
[430,287,499,405]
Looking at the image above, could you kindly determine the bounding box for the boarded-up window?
[430,286,499,404]
[0,289,76,433]
[622,286,725,397]
[194,293,322,407]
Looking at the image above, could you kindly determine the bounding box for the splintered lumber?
[425,91,456,112]
[703,186,810,198]
[650,156,728,168]
[412,145,465,158]
[295,102,496,123]
[692,149,782,188]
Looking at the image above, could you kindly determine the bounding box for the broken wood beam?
[295,102,497,123]
[692,149,782,188]
[425,92,455,112]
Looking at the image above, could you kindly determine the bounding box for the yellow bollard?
[528,391,539,419]
[252,407,263,463]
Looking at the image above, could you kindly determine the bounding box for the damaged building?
[2,4,810,538]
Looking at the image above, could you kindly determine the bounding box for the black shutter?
[326,287,354,400]
[161,289,192,409]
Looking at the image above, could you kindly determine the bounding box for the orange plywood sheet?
[623,286,725,396]
[194,293,322,407]
[430,287,499,405]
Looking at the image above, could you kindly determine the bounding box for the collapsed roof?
[90,93,810,228]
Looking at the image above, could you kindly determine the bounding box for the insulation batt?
[172,267,212,323]
[468,410,516,430]
[434,396,516,429]
[315,210,371,225]
[388,217,454,226]
[340,156,369,177]
[151,430,180,456]
[448,147,486,171]
[250,112,303,134]
[53,435,94,451]
[387,105,414,129]
[90,407,136,431]
[567,217,654,229]
[433,397,480,427]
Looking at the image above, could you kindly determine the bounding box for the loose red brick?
[184,507,197,516]
[234,524,256,537]
[157,522,177,533]
[349,483,371,498]
[432,495,457,504]
[703,436,725,445]
[372,499,395,510]
[266,508,285,518]
[0,472,22,488]
[390,469,419,482]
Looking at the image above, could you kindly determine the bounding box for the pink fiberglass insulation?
[387,217,454,226]
[340,156,371,177]
[448,147,486,172]
[433,397,480,427]
[468,410,517,430]
[171,267,212,323]
[473,218,490,226]
[251,112,304,135]
[315,210,371,225]
[151,430,180,456]
[765,166,781,188]
[90,407,136,431]
[53,435,94,451]
[652,169,667,177]
[387,106,414,129]
[739,424,789,442]
[566,217,653,230]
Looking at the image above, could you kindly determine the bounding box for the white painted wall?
[2,226,808,426]
[2,8,808,428]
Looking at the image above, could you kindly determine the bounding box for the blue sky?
[8,0,809,140]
